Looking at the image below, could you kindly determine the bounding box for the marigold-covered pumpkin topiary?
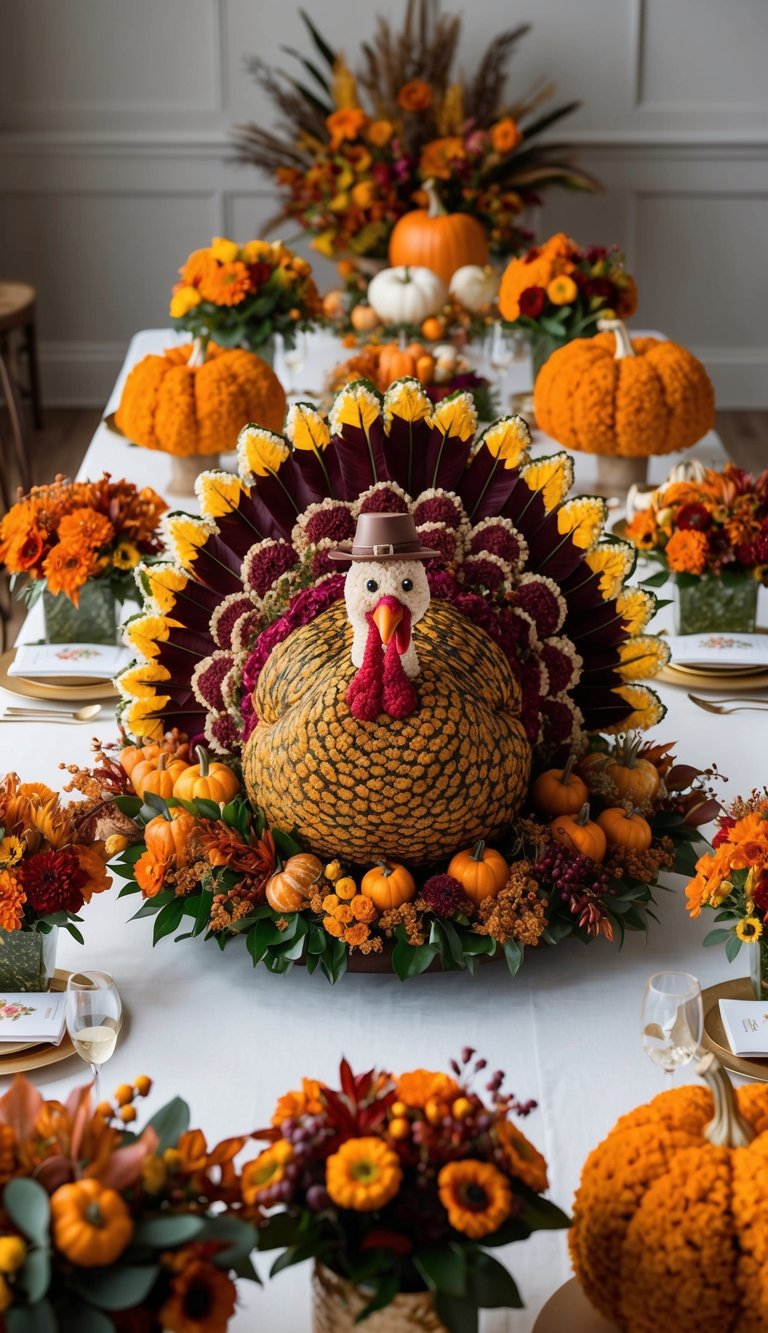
[570,1054,768,1332]
[534,319,715,458]
[115,340,286,457]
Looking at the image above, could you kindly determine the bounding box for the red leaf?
[339,1059,357,1105]
[0,1075,44,1139]
[100,1128,158,1190]
[685,797,722,828]
[666,764,704,791]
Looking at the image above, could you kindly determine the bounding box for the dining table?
[1,328,765,1331]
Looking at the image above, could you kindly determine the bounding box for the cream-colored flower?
[237,425,290,480]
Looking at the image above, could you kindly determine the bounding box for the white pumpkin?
[367,265,447,326]
[431,343,459,384]
[449,265,499,313]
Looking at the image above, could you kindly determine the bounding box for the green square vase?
[0,929,58,992]
[673,570,758,635]
[42,578,117,644]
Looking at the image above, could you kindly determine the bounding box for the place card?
[719,998,768,1057]
[0,991,67,1045]
[9,643,130,682]
[667,633,768,670]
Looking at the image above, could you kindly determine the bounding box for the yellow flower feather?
[237,425,290,480]
[585,542,635,600]
[195,470,247,519]
[616,636,671,680]
[285,403,332,452]
[383,380,432,428]
[604,685,666,732]
[556,496,607,550]
[520,454,573,512]
[479,416,531,470]
[431,392,477,442]
[165,515,214,569]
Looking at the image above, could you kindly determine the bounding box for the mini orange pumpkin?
[421,316,446,341]
[172,746,240,803]
[550,804,607,863]
[350,303,379,333]
[361,861,417,910]
[119,743,161,779]
[133,752,189,801]
[389,179,489,286]
[605,734,661,805]
[532,755,588,817]
[447,840,509,905]
[597,806,652,851]
[378,343,417,384]
[416,354,436,384]
[144,808,196,863]
[266,853,324,913]
[50,1178,133,1267]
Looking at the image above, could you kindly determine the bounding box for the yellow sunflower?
[496,1120,549,1193]
[736,917,763,942]
[0,836,24,868]
[438,1160,512,1238]
[241,1140,293,1204]
[326,1137,402,1211]
[112,541,140,571]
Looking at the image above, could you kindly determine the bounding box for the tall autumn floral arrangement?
[232,1,597,260]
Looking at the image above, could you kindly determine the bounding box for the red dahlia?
[421,874,468,917]
[518,286,547,319]
[19,849,86,915]
[676,503,712,532]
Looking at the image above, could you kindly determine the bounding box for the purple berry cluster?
[535,841,613,938]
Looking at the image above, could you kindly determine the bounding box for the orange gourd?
[361,861,417,910]
[119,743,161,779]
[421,316,446,341]
[350,303,379,332]
[604,733,661,805]
[144,808,196,862]
[115,341,287,458]
[416,354,436,385]
[266,853,324,913]
[378,343,418,384]
[172,746,240,803]
[447,840,509,905]
[570,1055,768,1332]
[50,1178,133,1267]
[132,753,189,800]
[597,806,652,851]
[550,804,607,863]
[532,755,588,816]
[389,179,489,286]
[534,319,715,458]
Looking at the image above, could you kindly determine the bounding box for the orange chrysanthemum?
[272,1078,325,1127]
[0,869,26,931]
[134,852,170,899]
[73,844,111,903]
[397,80,432,112]
[198,260,252,307]
[180,247,219,290]
[57,507,114,550]
[326,1137,402,1211]
[395,1069,461,1109]
[41,543,96,605]
[496,1120,548,1192]
[664,528,709,575]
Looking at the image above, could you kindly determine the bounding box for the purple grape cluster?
[535,841,613,936]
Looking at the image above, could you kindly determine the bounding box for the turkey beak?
[372,596,403,646]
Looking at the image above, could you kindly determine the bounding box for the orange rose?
[398,81,432,113]
[134,851,170,899]
[419,136,465,181]
[491,117,522,154]
[326,108,368,151]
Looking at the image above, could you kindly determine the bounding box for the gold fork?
[688,693,768,715]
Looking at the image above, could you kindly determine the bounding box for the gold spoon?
[2,703,103,722]
[688,693,768,715]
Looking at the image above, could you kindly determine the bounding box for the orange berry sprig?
[96,1074,153,1124]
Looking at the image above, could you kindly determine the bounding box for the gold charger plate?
[666,661,767,679]
[533,1278,617,1332]
[658,661,768,691]
[701,977,768,1084]
[0,970,76,1077]
[0,650,118,703]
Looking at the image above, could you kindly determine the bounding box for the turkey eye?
[366,579,378,592]
[401,578,413,592]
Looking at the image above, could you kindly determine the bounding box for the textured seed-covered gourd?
[243,600,531,864]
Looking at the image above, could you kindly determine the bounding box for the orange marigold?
[41,543,95,605]
[0,869,25,931]
[496,1119,548,1192]
[665,528,709,575]
[272,1078,324,1126]
[198,260,252,307]
[419,136,465,181]
[57,507,114,550]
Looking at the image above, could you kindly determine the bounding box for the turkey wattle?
[242,514,531,863]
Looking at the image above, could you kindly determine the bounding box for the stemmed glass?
[641,971,703,1076]
[488,320,523,378]
[66,971,123,1103]
[282,331,307,396]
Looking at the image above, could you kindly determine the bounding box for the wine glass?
[282,331,307,396]
[641,971,703,1076]
[66,971,122,1104]
[488,320,521,377]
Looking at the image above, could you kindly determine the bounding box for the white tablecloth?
[1,331,763,1331]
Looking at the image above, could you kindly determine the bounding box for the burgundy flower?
[415,524,457,565]
[20,849,85,915]
[676,503,712,532]
[514,578,564,637]
[427,569,461,601]
[193,653,232,711]
[208,711,241,754]
[470,522,522,564]
[242,540,297,599]
[461,554,507,591]
[421,874,468,917]
[518,286,547,319]
[583,277,615,303]
[712,816,736,848]
[302,504,355,546]
[212,594,256,650]
[359,486,408,514]
[541,642,578,694]
[412,494,465,530]
[752,874,768,919]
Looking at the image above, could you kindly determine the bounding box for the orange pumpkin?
[550,804,607,863]
[534,319,715,458]
[597,806,652,851]
[266,853,324,913]
[447,840,509,905]
[144,808,196,862]
[605,734,661,805]
[421,316,446,341]
[416,354,436,385]
[350,303,379,332]
[532,755,588,817]
[115,341,286,458]
[378,343,417,384]
[389,179,489,286]
[119,743,161,779]
[172,746,240,803]
[50,1179,133,1267]
[361,861,417,910]
[132,752,189,801]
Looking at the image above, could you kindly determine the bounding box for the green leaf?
[256,1212,304,1251]
[198,1216,259,1271]
[465,1250,522,1309]
[391,938,438,980]
[193,886,214,937]
[703,927,736,947]
[7,1303,57,1333]
[111,794,142,817]
[132,1215,204,1248]
[725,932,743,963]
[129,891,174,920]
[58,1306,115,1333]
[153,896,187,944]
[503,940,524,976]
[414,1244,467,1298]
[460,933,496,958]
[145,1097,190,1151]
[70,1265,159,1311]
[434,1292,478,1333]
[640,569,670,588]
[319,935,348,984]
[19,1248,51,1304]
[141,791,169,817]
[4,1178,50,1247]
[357,1274,400,1319]
[271,827,303,859]
[517,1192,571,1231]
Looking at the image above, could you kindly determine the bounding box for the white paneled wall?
[1,0,766,406]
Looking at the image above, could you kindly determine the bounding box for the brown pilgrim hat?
[329,512,439,563]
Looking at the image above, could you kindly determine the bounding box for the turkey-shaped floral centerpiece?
[100,380,714,979]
